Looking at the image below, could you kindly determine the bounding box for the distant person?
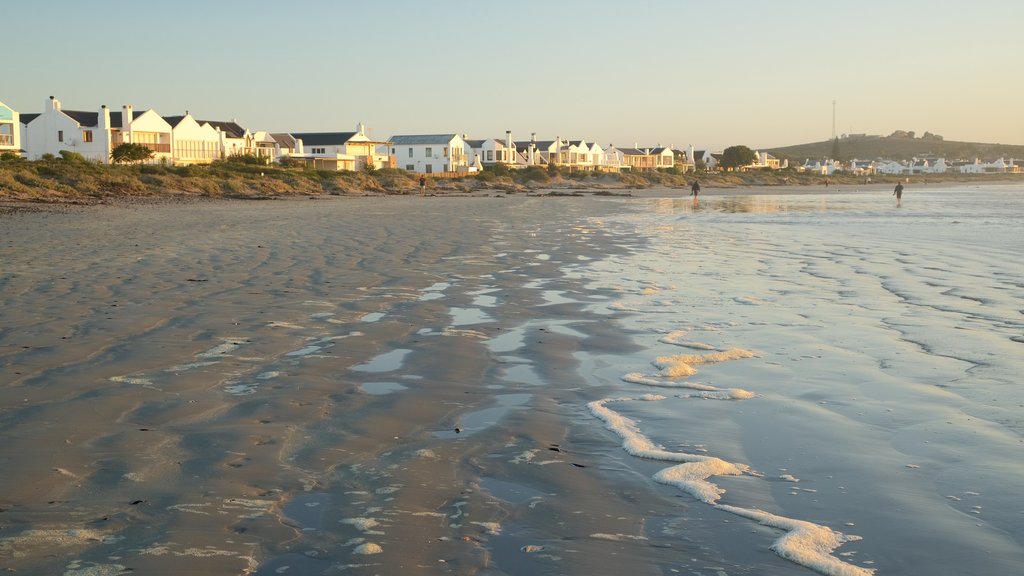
[894,181,904,206]
[419,175,426,195]
[690,180,700,197]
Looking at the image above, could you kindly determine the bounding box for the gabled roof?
[389,134,459,145]
[464,139,488,148]
[291,132,358,146]
[201,120,247,139]
[109,111,146,129]
[21,109,147,128]
[162,115,189,127]
[271,133,299,148]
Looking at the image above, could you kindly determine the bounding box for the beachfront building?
[955,157,1014,174]
[751,151,784,170]
[800,158,840,175]
[515,135,558,167]
[162,113,224,165]
[289,123,392,171]
[389,133,469,174]
[692,149,720,171]
[603,146,628,171]
[21,96,172,163]
[614,146,674,171]
[848,159,875,175]
[0,100,20,156]
[466,131,518,168]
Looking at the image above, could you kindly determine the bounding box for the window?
[425,165,433,173]
[312,147,326,154]
[486,150,494,162]
[443,147,448,158]
[82,130,93,143]
[406,164,415,171]
[58,130,64,142]
[408,147,413,157]
[425,147,433,157]
[391,148,396,155]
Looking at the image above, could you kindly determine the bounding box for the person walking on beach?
[419,175,426,195]
[690,180,700,197]
[893,181,904,206]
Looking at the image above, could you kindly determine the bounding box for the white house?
[21,96,171,163]
[603,146,628,171]
[162,113,225,165]
[614,145,674,171]
[389,133,470,174]
[801,158,840,175]
[873,160,906,175]
[751,151,784,169]
[0,100,20,156]
[692,149,720,171]
[290,123,391,171]
[466,131,517,168]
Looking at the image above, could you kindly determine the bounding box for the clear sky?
[4,0,1022,150]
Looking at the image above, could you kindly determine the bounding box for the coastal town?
[1,96,1019,177]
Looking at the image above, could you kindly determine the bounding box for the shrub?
[111,143,155,164]
[515,166,550,183]
[59,150,88,163]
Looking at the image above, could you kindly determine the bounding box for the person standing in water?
[894,181,904,206]
[690,180,700,197]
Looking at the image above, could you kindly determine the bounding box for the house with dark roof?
[610,145,674,171]
[466,131,517,169]
[0,100,20,155]
[388,133,469,174]
[20,96,171,163]
[288,123,392,171]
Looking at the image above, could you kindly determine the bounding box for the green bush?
[59,150,88,163]
[515,166,550,183]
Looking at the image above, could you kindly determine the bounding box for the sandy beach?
[2,185,1023,575]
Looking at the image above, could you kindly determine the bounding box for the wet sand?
[0,194,710,575]
[4,185,1022,576]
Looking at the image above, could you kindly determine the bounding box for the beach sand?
[2,186,1022,575]
[0,194,708,575]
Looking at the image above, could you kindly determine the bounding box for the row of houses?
[3,96,752,174]
[801,156,1022,176]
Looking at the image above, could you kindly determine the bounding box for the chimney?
[99,105,111,130]
[506,130,512,151]
[49,96,61,111]
[122,104,133,132]
[357,121,365,136]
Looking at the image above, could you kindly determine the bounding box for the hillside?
[766,134,1024,163]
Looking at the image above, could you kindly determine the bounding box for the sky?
[4,0,1023,150]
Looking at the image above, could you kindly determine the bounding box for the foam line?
[589,396,872,576]
[716,505,874,576]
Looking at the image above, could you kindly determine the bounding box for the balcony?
[141,142,171,153]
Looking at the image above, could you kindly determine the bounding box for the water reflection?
[655,195,844,214]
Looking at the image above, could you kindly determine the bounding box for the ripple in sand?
[352,349,412,373]
[360,381,408,395]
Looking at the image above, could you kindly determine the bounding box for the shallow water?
[574,185,1024,575]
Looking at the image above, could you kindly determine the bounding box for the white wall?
[24,98,112,162]
[392,135,469,173]
[0,101,19,154]
[171,115,223,164]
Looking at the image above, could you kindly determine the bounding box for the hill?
[766,134,1024,163]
